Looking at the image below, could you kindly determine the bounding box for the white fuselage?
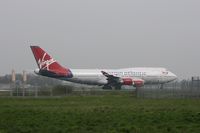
[65,67,177,86]
[31,46,177,88]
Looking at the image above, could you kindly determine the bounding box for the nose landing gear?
[159,84,164,89]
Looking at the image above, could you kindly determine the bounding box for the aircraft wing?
[101,71,120,84]
[101,71,145,88]
[101,71,117,78]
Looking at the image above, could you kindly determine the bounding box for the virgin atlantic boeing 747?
[30,46,177,89]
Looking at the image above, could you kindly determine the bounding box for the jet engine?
[132,79,144,87]
[121,78,133,85]
[121,78,144,87]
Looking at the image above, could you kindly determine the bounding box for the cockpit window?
[162,71,168,75]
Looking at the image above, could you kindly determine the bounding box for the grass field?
[0,94,200,133]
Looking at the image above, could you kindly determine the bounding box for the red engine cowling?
[121,78,144,87]
[122,78,133,85]
[133,79,144,87]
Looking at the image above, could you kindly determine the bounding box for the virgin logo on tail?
[38,53,56,70]
[31,46,73,78]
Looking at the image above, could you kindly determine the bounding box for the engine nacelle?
[121,78,144,87]
[133,79,144,87]
[122,78,133,85]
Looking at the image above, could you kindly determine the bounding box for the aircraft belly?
[67,75,107,85]
[143,76,162,84]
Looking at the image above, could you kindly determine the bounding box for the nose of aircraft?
[169,72,178,81]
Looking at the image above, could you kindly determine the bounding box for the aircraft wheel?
[102,85,112,90]
[159,84,164,89]
[115,85,122,90]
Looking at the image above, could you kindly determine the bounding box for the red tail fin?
[30,46,72,77]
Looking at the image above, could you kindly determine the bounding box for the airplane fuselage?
[36,67,177,86]
[31,46,177,89]
[66,68,177,85]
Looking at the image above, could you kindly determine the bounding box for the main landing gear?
[102,85,122,90]
[102,85,112,90]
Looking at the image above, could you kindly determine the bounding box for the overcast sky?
[0,0,200,79]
